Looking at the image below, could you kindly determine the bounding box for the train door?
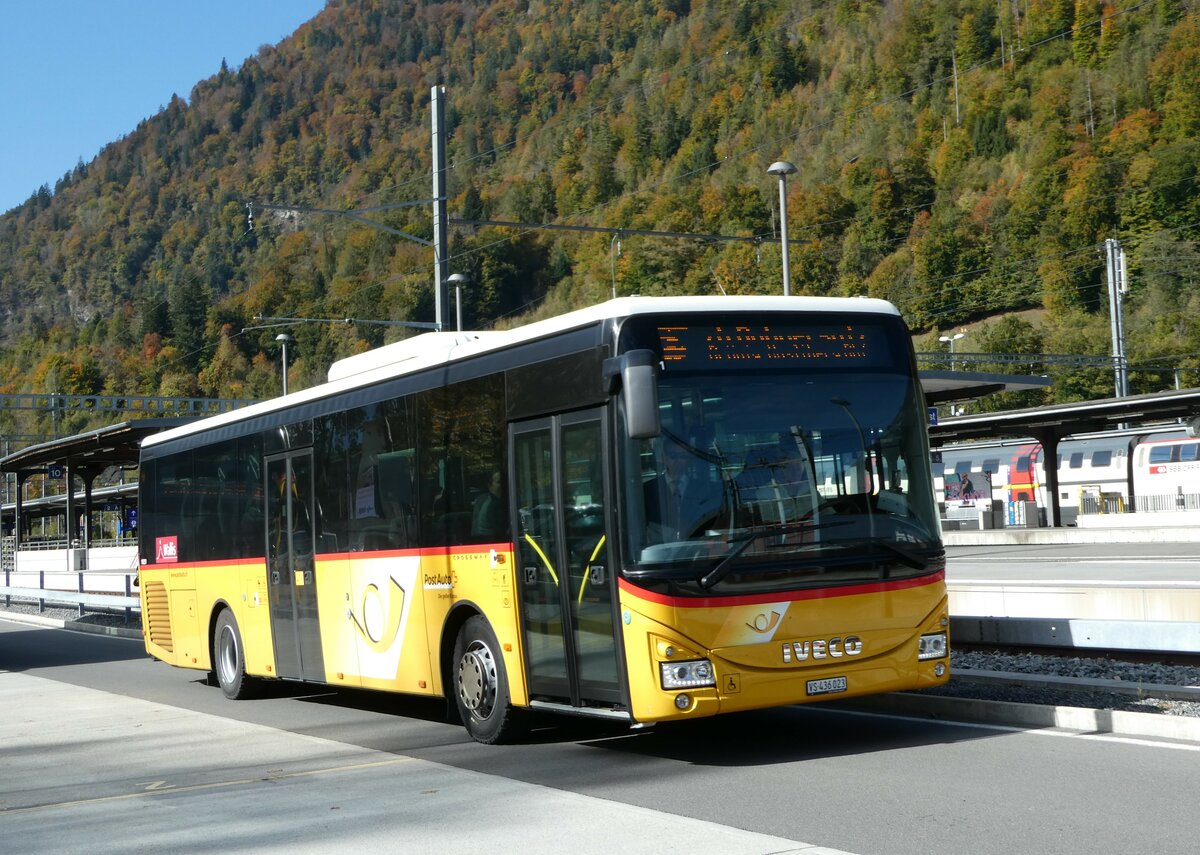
[511,408,625,710]
[265,450,325,682]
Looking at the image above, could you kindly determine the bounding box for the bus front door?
[265,451,325,683]
[512,410,625,711]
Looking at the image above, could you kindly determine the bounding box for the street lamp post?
[767,160,798,296]
[275,333,293,395]
[447,273,469,332]
[939,332,966,371]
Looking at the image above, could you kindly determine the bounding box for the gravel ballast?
[925,649,1200,717]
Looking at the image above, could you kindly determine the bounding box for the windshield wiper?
[698,520,851,590]
[872,541,932,573]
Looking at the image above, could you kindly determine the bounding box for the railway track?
[936,646,1200,717]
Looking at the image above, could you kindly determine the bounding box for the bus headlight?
[918,632,948,660]
[660,659,715,689]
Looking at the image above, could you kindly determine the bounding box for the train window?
[1148,446,1174,464]
[954,461,972,475]
[1068,452,1084,469]
[1183,444,1199,462]
[1015,456,1031,473]
[1090,450,1112,467]
[1056,454,1062,468]
[982,458,999,473]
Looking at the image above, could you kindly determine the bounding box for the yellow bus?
[137,296,949,743]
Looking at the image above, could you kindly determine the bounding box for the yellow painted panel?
[237,562,275,678]
[619,578,950,724]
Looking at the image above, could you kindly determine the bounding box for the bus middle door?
[512,409,625,712]
[265,451,325,683]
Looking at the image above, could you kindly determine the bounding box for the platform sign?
[927,407,938,426]
[48,465,64,479]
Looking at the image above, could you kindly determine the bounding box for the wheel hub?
[458,640,497,717]
[217,625,238,685]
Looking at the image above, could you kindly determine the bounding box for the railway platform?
[945,532,1200,654]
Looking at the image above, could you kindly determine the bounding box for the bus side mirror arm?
[604,350,660,439]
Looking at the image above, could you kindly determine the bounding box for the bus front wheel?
[214,609,258,700]
[452,616,518,744]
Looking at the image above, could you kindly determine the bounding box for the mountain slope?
[1,0,1197,436]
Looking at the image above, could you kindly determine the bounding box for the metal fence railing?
[1134,492,1200,513]
[0,575,139,624]
[1,541,140,625]
[1079,493,1127,515]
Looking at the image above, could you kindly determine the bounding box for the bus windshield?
[619,365,942,595]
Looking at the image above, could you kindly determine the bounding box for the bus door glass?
[265,451,325,682]
[512,409,623,708]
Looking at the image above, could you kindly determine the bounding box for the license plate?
[806,676,848,696]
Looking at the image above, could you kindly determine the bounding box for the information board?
[657,322,890,369]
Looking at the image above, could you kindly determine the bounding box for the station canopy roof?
[919,370,1051,406]
[929,386,1200,445]
[0,418,190,475]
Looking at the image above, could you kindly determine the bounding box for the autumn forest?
[1,0,1198,440]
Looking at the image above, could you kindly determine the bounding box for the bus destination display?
[657,323,886,368]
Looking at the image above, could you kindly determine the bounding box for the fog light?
[660,659,716,689]
[675,693,691,710]
[918,632,948,660]
[934,662,946,677]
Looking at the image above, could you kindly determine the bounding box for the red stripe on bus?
[146,556,268,570]
[618,570,945,609]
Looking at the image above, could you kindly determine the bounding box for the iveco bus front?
[609,304,950,721]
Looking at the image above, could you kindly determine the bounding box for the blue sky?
[0,2,327,214]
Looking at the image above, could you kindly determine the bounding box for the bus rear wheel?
[453,616,518,744]
[214,609,258,700]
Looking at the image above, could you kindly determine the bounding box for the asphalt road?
[2,619,1198,855]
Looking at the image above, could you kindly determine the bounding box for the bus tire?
[452,615,519,744]
[214,608,258,700]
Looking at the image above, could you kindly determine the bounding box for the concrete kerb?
[836,691,1200,744]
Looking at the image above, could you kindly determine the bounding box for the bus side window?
[420,376,506,547]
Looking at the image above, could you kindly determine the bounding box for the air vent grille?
[144,582,174,652]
